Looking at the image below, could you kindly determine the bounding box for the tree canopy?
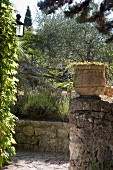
[33,14,113,62]
[37,0,113,42]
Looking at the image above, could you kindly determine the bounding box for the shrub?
[23,90,69,122]
[0,1,18,167]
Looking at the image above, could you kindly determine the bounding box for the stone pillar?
[69,97,113,170]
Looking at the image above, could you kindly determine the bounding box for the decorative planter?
[73,63,106,96]
[104,86,113,97]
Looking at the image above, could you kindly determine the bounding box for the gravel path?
[2,150,69,170]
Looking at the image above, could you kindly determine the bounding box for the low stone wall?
[15,120,70,155]
[69,97,113,170]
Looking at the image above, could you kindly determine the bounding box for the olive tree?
[35,14,113,63]
[37,0,113,42]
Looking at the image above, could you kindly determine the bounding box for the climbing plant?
[0,0,18,167]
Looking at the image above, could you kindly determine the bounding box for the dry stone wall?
[69,97,113,170]
[15,120,70,154]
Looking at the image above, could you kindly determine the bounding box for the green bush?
[0,0,18,167]
[23,90,69,122]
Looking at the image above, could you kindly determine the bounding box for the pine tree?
[24,6,32,28]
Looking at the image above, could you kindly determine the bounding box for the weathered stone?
[23,125,34,136]
[73,63,106,96]
[15,133,26,144]
[97,146,112,162]
[23,144,34,150]
[69,99,83,113]
[82,101,91,110]
[15,125,23,133]
[38,138,57,152]
[91,111,105,119]
[16,120,26,126]
[104,113,113,122]
[62,122,71,128]
[53,122,64,128]
[15,120,69,154]
[35,127,47,136]
[57,138,69,154]
[57,128,69,138]
[31,120,52,128]
[91,100,102,111]
[25,136,37,144]
[100,101,112,113]
[69,98,113,170]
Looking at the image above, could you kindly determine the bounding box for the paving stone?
[2,150,69,170]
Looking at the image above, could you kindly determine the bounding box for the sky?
[9,0,105,26]
[10,0,38,23]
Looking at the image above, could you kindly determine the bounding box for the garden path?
[2,150,69,170]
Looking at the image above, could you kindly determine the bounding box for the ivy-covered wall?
[0,0,18,167]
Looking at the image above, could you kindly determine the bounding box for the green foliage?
[24,6,32,28]
[109,63,113,81]
[53,81,74,91]
[23,90,69,122]
[0,0,18,167]
[58,96,70,116]
[24,90,58,112]
[35,14,113,63]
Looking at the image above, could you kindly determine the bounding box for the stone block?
[15,120,70,154]
[39,138,57,152]
[23,144,34,150]
[82,101,91,110]
[62,122,71,129]
[100,101,112,113]
[16,120,26,126]
[57,128,69,138]
[52,122,64,128]
[69,98,113,170]
[69,99,83,113]
[91,111,105,119]
[57,138,69,154]
[23,125,34,136]
[15,133,26,144]
[104,113,113,122]
[31,120,52,128]
[35,127,56,138]
[35,127,46,136]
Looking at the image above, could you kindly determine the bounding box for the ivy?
[0,0,18,167]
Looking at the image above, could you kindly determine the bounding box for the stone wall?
[15,120,70,154]
[69,97,113,170]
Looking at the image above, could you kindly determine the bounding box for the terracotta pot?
[104,86,113,97]
[73,63,106,96]
[107,92,112,97]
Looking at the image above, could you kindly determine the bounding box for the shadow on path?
[2,150,69,170]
